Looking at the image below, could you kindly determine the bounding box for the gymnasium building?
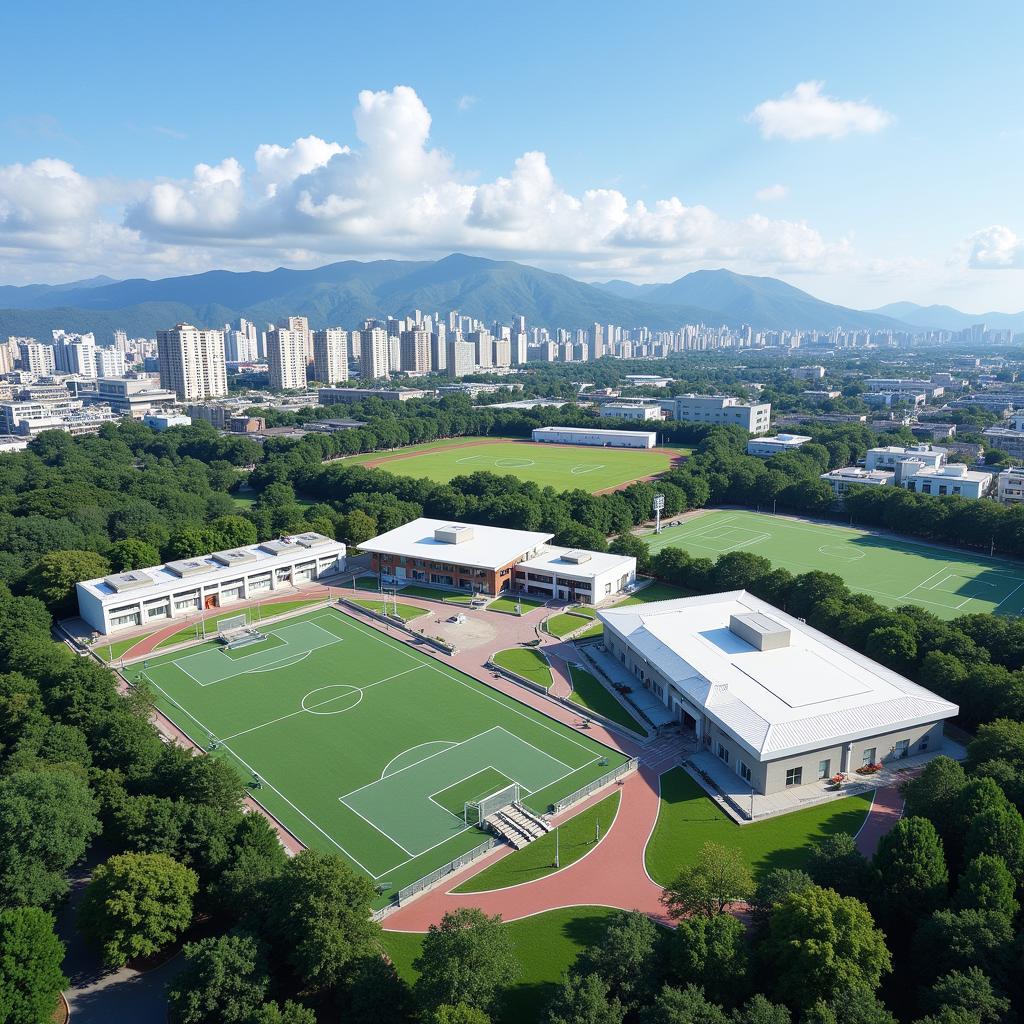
[360,518,636,603]
[76,532,346,635]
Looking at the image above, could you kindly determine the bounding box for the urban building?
[361,328,390,378]
[156,324,228,401]
[0,394,117,437]
[866,444,947,473]
[819,467,894,496]
[317,387,427,405]
[399,329,431,373]
[899,463,994,500]
[983,416,1024,461]
[531,425,657,449]
[599,403,663,421]
[667,395,771,435]
[599,591,958,795]
[311,328,349,384]
[76,532,346,635]
[360,518,635,602]
[746,433,812,457]
[266,327,308,391]
[997,467,1024,505]
[142,413,192,431]
[88,378,178,419]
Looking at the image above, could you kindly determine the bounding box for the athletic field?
[123,608,625,894]
[345,437,680,492]
[644,510,1024,619]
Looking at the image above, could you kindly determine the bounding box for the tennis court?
[123,608,624,892]
[645,510,1024,619]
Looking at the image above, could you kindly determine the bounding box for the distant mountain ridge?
[2,254,1003,338]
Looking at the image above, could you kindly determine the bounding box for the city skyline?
[2,2,1024,311]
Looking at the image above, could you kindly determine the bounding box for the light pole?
[554,826,560,868]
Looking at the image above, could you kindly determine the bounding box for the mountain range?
[0,254,1019,338]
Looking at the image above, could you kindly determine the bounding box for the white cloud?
[749,81,892,141]
[1,85,857,284]
[959,224,1024,269]
[755,184,788,202]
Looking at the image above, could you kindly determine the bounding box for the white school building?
[531,426,657,448]
[76,533,346,635]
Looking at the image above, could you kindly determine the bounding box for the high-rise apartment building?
[468,330,492,369]
[18,340,57,375]
[492,338,511,368]
[279,316,312,363]
[362,328,390,378]
[95,348,126,378]
[53,334,97,378]
[266,327,308,390]
[400,329,431,373]
[446,338,476,378]
[312,328,349,384]
[430,325,447,373]
[156,323,228,401]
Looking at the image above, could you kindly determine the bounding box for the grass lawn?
[545,608,596,638]
[350,598,429,622]
[645,510,1024,620]
[382,905,628,1023]
[340,437,676,494]
[566,665,646,736]
[453,791,620,893]
[489,595,547,615]
[123,608,626,900]
[152,599,324,650]
[98,632,158,662]
[492,648,553,689]
[645,768,874,886]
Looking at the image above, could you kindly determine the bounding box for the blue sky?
[2,0,1024,311]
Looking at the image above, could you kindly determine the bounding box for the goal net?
[464,783,520,826]
[218,613,265,649]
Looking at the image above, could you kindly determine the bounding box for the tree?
[167,933,269,1024]
[920,968,1012,1024]
[872,817,948,933]
[0,907,67,1024]
[864,626,918,674]
[413,908,518,1016]
[23,550,111,614]
[952,855,1019,917]
[609,533,651,574]
[108,538,161,572]
[574,910,661,1007]
[545,973,625,1024]
[671,913,748,1006]
[214,813,288,920]
[265,849,379,993]
[638,984,730,1024]
[247,1003,317,1024]
[662,842,754,918]
[339,509,378,547]
[346,954,415,1024]
[749,869,813,929]
[0,768,100,909]
[807,833,873,900]
[731,995,791,1024]
[963,803,1024,880]
[903,757,967,841]
[209,515,258,549]
[428,1006,492,1024]
[762,887,891,1011]
[78,852,198,968]
[911,909,1014,985]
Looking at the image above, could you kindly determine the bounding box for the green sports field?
[123,608,625,896]
[345,437,679,493]
[645,510,1024,619]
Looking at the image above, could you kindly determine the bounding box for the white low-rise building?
[746,433,812,458]
[820,467,894,496]
[866,444,947,472]
[900,463,994,499]
[531,426,657,449]
[76,533,346,635]
[599,591,958,796]
[997,467,1024,504]
[514,547,636,605]
[667,394,772,435]
[599,403,663,422]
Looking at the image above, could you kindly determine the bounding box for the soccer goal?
[464,783,521,826]
[217,613,266,650]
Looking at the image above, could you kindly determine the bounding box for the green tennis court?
[123,608,624,892]
[645,510,1024,619]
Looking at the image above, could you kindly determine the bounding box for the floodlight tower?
[653,493,665,534]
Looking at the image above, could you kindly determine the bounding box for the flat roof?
[516,546,636,579]
[359,518,553,571]
[533,426,657,440]
[78,533,344,603]
[599,591,957,761]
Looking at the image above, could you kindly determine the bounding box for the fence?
[340,598,457,655]
[394,838,499,907]
[552,757,639,813]
[486,655,550,695]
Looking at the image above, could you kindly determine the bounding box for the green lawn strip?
[545,609,596,638]
[575,620,604,639]
[392,584,477,604]
[350,598,429,623]
[431,768,516,817]
[492,648,553,688]
[566,666,646,736]
[645,767,874,886]
[98,632,158,661]
[453,791,620,893]
[152,599,324,650]
[616,582,696,606]
[488,595,547,615]
[381,905,628,1023]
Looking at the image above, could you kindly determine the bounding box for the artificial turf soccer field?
[645,510,1024,619]
[347,437,678,492]
[123,608,625,893]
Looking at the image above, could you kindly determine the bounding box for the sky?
[2,0,1024,312]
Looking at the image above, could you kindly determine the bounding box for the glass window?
[918,734,929,751]
[818,759,831,780]
[738,761,751,783]
[862,747,876,766]
[895,739,910,759]
[785,767,803,787]
[717,743,730,765]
